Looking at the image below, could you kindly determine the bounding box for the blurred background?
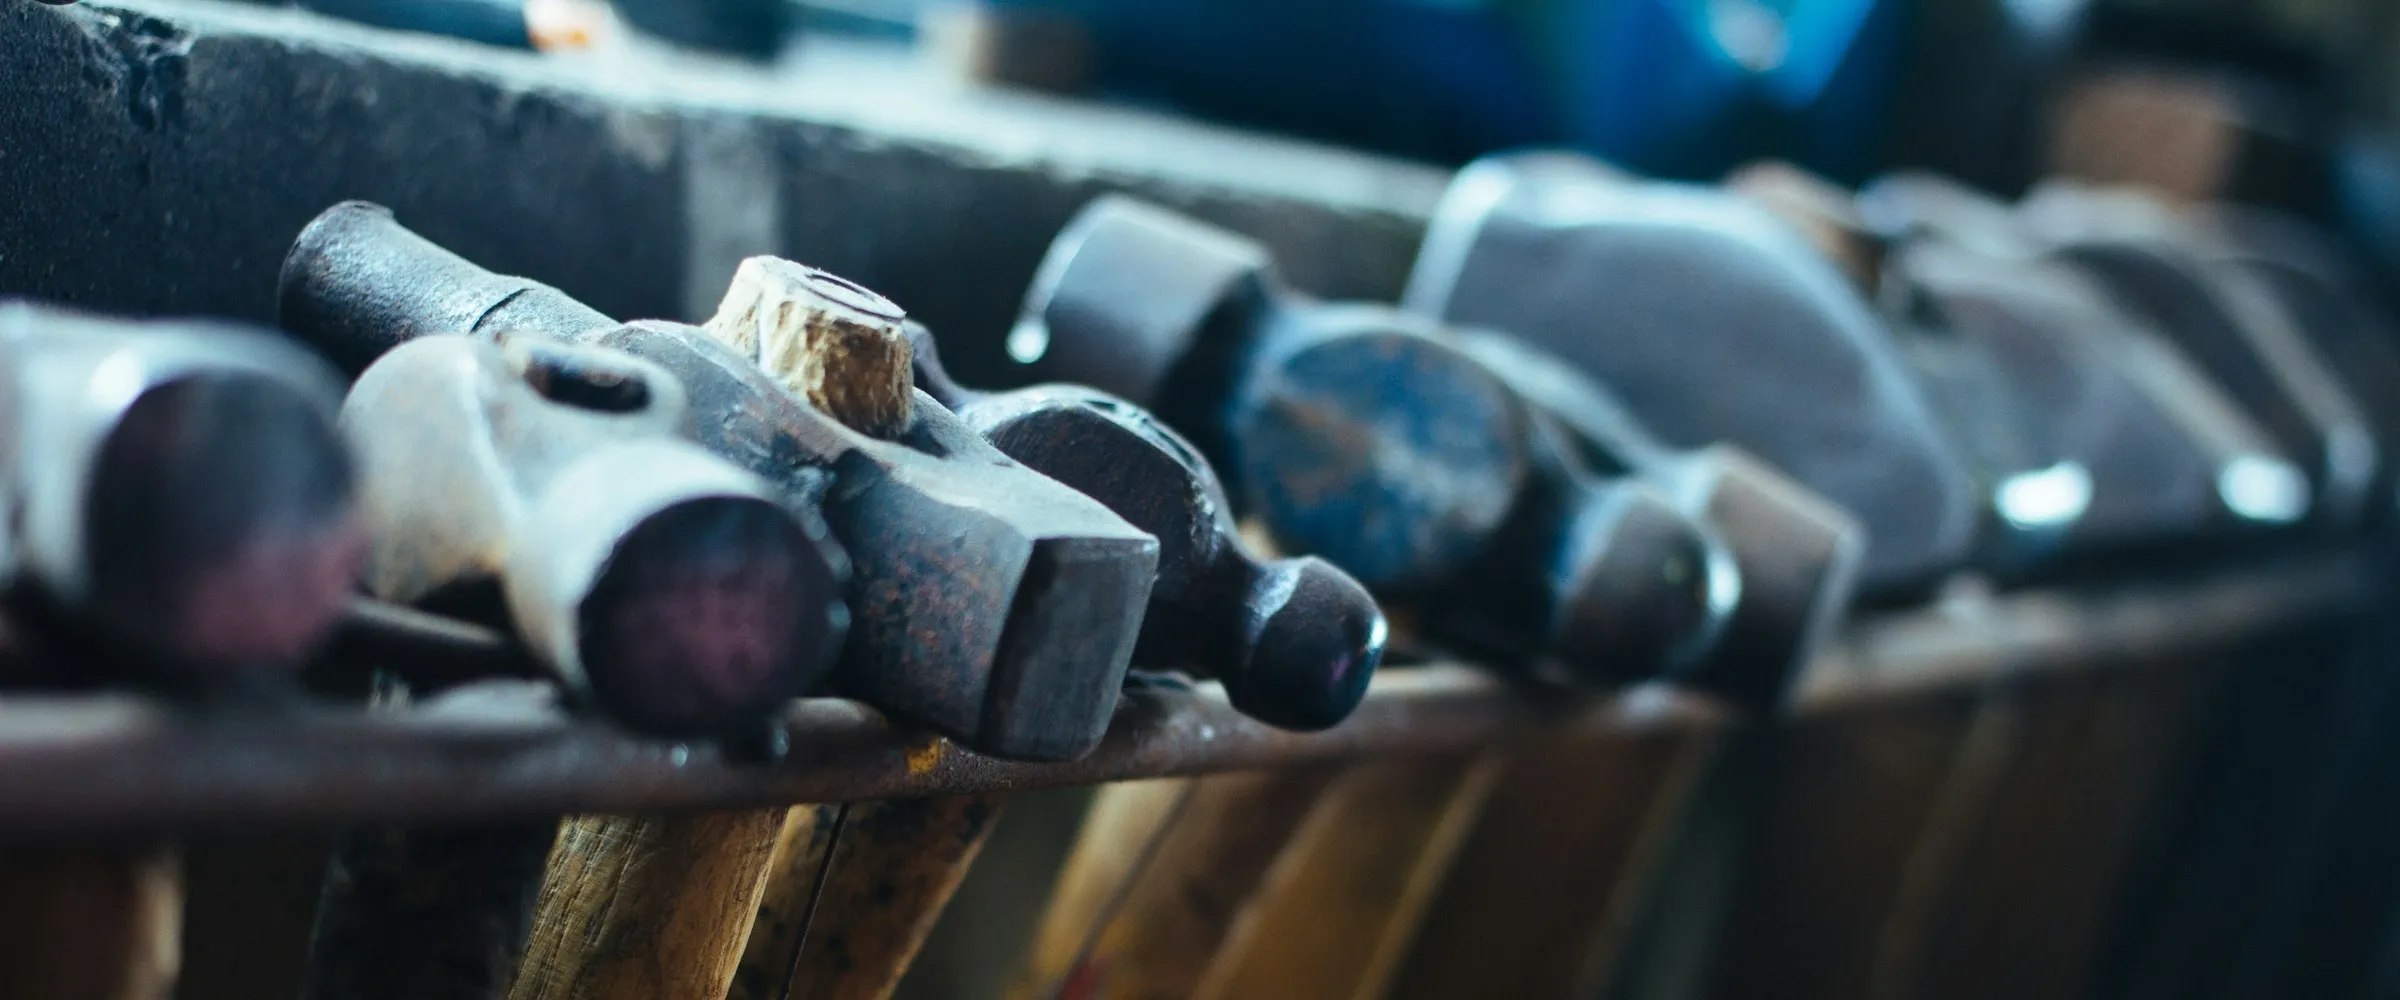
[275,0,2400,279]
[14,0,2400,996]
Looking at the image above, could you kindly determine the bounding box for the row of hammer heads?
[7,149,2389,762]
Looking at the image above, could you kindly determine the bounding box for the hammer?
[1010,194,1736,690]
[1856,173,2318,539]
[902,321,1386,731]
[1730,162,2315,566]
[1403,150,1979,597]
[339,331,845,736]
[2016,181,2376,530]
[280,201,1159,761]
[0,302,362,683]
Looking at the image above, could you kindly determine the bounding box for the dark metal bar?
[0,555,2360,837]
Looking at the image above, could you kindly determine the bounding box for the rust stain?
[904,738,947,777]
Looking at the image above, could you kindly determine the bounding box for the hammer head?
[549,319,1161,763]
[1404,150,1978,594]
[2194,205,2400,529]
[1006,194,1276,409]
[2019,182,2371,529]
[920,324,1386,731]
[278,205,1157,759]
[1012,194,1728,689]
[342,333,847,737]
[1858,174,2314,537]
[1450,327,1861,708]
[0,303,364,677]
[1011,197,1531,593]
[1890,237,2312,552]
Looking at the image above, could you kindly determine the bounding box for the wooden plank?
[1194,751,1506,1000]
[504,809,787,1000]
[1709,691,1989,999]
[1385,726,1725,1000]
[729,806,843,1000]
[770,794,1010,1000]
[1007,769,1337,1000]
[1907,660,2225,999]
[0,839,181,1000]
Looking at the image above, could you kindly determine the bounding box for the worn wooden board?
[1007,769,1336,1000]
[1386,725,1726,1000]
[505,809,787,1000]
[1195,751,1506,1000]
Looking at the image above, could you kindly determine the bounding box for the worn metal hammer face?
[1731,162,2310,565]
[1403,150,1978,595]
[1445,329,1863,708]
[1011,195,1733,689]
[281,204,1156,760]
[342,333,844,737]
[0,302,362,677]
[906,323,1385,731]
[2017,182,2373,529]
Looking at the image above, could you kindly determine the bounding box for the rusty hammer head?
[1405,150,1979,594]
[686,258,1159,760]
[341,332,847,737]
[908,323,1385,731]
[1011,195,1732,688]
[0,302,363,678]
[280,203,1157,760]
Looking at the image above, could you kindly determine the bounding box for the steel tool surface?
[908,323,1385,730]
[0,302,361,678]
[1011,194,1733,689]
[282,203,1157,760]
[1404,150,1977,594]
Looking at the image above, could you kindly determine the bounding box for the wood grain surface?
[1710,691,1988,1000]
[1009,768,1337,1000]
[1195,751,1506,1000]
[729,806,843,1000]
[1386,726,1726,1000]
[504,809,786,1000]
[759,795,1009,1000]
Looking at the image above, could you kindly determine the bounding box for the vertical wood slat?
[1193,751,1508,1000]
[1384,726,1727,1000]
[1709,692,1987,1000]
[770,794,1011,1000]
[1007,769,1338,1000]
[503,809,788,1000]
[1718,657,2226,1000]
[0,839,182,1000]
[730,806,844,1000]
[1006,779,1194,1000]
[1905,661,2225,1000]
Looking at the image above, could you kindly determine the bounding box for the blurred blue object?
[976,0,1546,163]
[1525,0,1906,179]
[300,0,536,47]
[968,0,1903,179]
